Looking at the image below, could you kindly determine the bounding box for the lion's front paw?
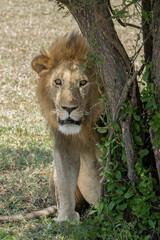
[55,210,79,222]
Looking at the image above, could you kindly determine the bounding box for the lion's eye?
[54,79,62,86]
[79,80,88,87]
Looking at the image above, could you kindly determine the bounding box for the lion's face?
[32,33,103,136]
[49,61,90,135]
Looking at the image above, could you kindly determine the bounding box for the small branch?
[100,66,144,200]
[115,19,141,30]
[149,127,160,185]
[113,64,145,123]
[121,118,136,180]
[100,131,113,200]
[56,1,65,10]
[132,31,152,62]
[120,81,139,182]
[119,77,141,182]
[0,205,57,222]
[108,0,141,30]
[119,1,137,13]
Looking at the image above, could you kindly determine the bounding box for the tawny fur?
[0,33,104,222]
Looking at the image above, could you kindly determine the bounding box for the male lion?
[31,32,104,222]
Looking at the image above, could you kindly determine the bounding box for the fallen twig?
[0,205,57,222]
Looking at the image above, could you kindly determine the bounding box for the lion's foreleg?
[49,160,59,205]
[54,146,80,222]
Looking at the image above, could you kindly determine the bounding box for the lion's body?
[31,33,104,222]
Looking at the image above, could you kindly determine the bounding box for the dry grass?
[0,0,142,239]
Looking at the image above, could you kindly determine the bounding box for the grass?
[0,0,142,239]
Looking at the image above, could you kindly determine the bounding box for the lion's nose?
[61,106,78,114]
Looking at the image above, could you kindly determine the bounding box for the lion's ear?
[31,55,50,74]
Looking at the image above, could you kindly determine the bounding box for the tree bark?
[151,1,160,184]
[152,1,160,101]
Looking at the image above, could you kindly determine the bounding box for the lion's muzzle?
[57,104,84,135]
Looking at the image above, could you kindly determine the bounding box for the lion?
[31,32,104,222]
[0,33,104,222]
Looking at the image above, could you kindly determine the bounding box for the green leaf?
[148,219,155,229]
[134,122,140,133]
[133,115,141,121]
[144,236,151,240]
[124,191,134,199]
[117,203,127,211]
[145,96,157,110]
[105,140,112,148]
[140,149,149,158]
[107,183,115,192]
[141,95,151,102]
[116,189,123,195]
[134,135,143,146]
[89,210,96,215]
[113,122,120,132]
[146,61,152,69]
[108,201,115,211]
[143,71,150,81]
[115,171,122,180]
[97,127,107,133]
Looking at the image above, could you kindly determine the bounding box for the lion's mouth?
[58,117,82,126]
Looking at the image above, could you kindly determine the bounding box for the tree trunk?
[151,1,160,184]
[152,1,160,99]
[56,0,160,185]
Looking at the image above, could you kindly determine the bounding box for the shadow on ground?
[0,145,53,170]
